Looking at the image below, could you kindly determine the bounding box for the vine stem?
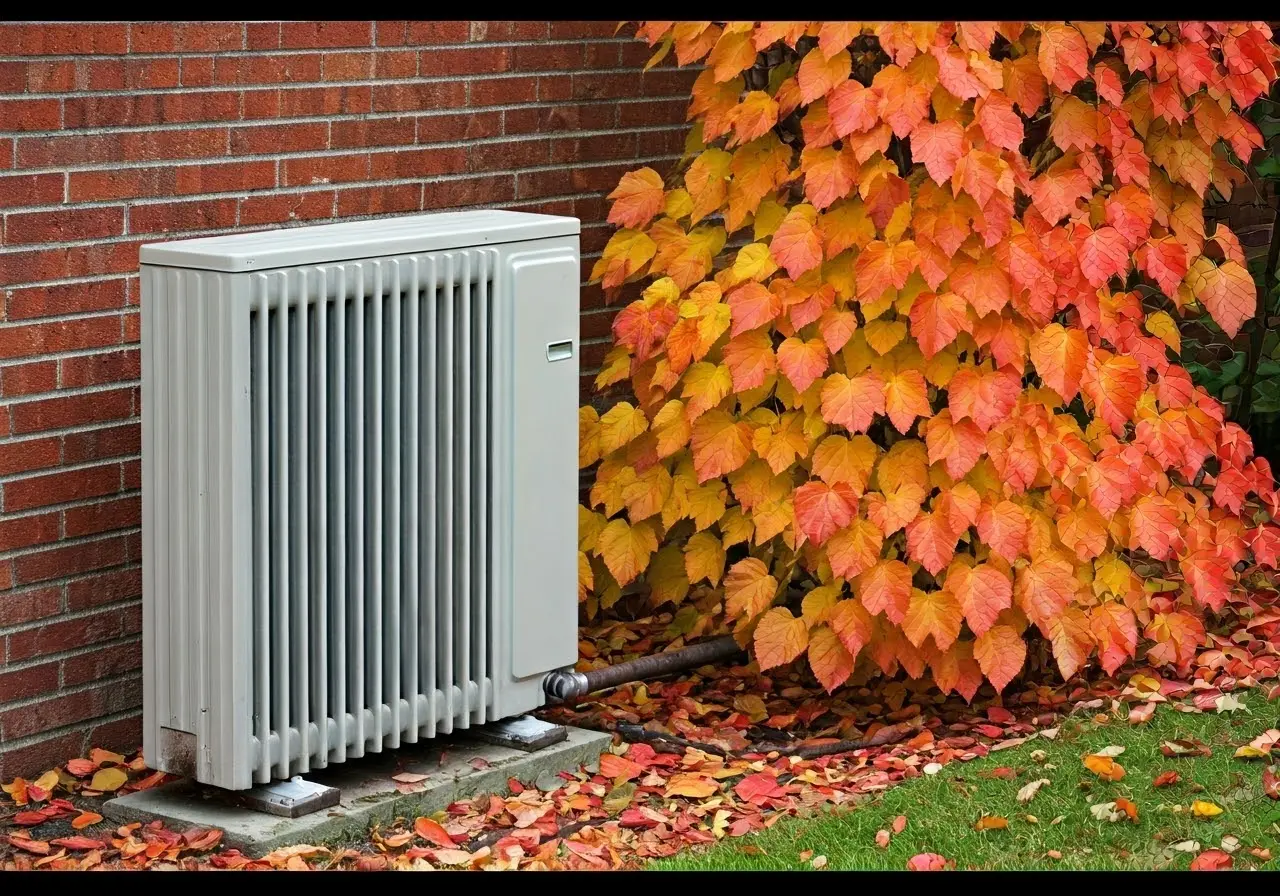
[1236,194,1280,429]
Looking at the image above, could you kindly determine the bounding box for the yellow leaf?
[863,319,909,355]
[596,518,659,587]
[753,197,788,240]
[684,531,727,587]
[1082,754,1126,781]
[598,402,649,456]
[647,544,690,605]
[665,773,719,798]
[732,242,779,282]
[1191,800,1224,818]
[88,767,128,793]
[724,557,778,619]
[579,406,602,468]
[753,607,809,670]
[1143,310,1181,353]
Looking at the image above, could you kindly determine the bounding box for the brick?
[0,61,24,92]
[282,153,372,187]
[59,349,140,389]
[212,53,322,85]
[10,388,134,436]
[238,190,336,227]
[0,436,61,477]
[62,639,142,687]
[369,146,467,180]
[0,360,57,397]
[538,74,572,102]
[0,173,62,212]
[122,459,140,491]
[470,21,549,42]
[63,495,139,539]
[0,138,13,169]
[67,160,276,202]
[0,512,59,552]
[62,422,140,465]
[62,94,161,129]
[128,197,238,235]
[504,103,615,135]
[418,46,511,77]
[230,121,328,156]
[0,586,60,628]
[585,41,624,69]
[0,731,83,783]
[0,561,10,590]
[550,133,637,164]
[423,174,515,210]
[619,98,688,127]
[245,21,281,49]
[0,316,122,361]
[570,71,644,101]
[639,129,685,156]
[6,279,128,321]
[0,663,59,704]
[4,607,123,663]
[0,23,128,55]
[335,183,422,217]
[321,50,375,81]
[122,311,140,342]
[130,22,244,53]
[4,207,124,246]
[88,714,142,757]
[416,110,502,144]
[331,117,415,150]
[3,462,121,513]
[280,21,374,49]
[373,50,418,79]
[0,676,141,741]
[403,21,469,44]
[550,21,616,39]
[371,81,466,113]
[469,75,537,106]
[67,565,139,611]
[277,85,371,117]
[11,537,130,590]
[467,138,549,172]
[513,42,586,70]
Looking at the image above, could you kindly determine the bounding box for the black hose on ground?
[542,635,743,702]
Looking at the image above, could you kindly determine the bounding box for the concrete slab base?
[102,725,611,857]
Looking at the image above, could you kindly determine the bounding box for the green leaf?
[1255,155,1280,178]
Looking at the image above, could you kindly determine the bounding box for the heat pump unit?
[139,210,580,790]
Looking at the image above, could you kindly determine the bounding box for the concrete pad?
[103,725,611,857]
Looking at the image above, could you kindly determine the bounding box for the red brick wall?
[0,20,692,779]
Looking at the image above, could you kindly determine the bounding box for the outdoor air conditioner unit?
[139,210,581,790]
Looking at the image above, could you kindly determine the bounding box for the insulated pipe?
[543,635,744,701]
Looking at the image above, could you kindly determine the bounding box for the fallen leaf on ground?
[391,772,429,784]
[1219,835,1240,854]
[811,854,828,869]
[1264,766,1280,799]
[1095,745,1125,758]
[974,815,1008,831]
[875,830,891,848]
[1153,770,1181,788]
[892,814,908,833]
[1017,778,1050,804]
[906,852,952,871]
[1162,739,1212,758]
[413,817,455,849]
[88,768,127,793]
[1190,849,1233,870]
[1083,754,1126,781]
[71,812,101,830]
[1192,800,1224,818]
[1114,797,1139,821]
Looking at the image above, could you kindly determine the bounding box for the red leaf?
[413,817,457,849]
[734,772,786,805]
[907,852,953,871]
[1190,849,1233,871]
[50,836,105,851]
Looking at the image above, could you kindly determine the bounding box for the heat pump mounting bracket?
[469,715,568,753]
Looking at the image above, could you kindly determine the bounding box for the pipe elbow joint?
[542,669,590,702]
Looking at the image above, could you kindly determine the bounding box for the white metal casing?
[140,210,580,790]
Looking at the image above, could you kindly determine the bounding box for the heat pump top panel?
[138,209,581,272]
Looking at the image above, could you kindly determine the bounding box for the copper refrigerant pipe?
[542,635,744,701]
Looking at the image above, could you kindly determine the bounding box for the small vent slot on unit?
[248,252,495,782]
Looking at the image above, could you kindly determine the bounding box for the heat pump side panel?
[141,266,255,790]
[489,240,581,721]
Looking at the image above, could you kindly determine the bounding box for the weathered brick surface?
[0,20,693,778]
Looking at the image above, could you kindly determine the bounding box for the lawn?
[653,704,1280,871]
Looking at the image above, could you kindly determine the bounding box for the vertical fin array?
[248,250,495,779]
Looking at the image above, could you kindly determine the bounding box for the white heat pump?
[140,210,580,790]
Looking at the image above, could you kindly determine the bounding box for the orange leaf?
[607,167,665,230]
[1083,754,1126,781]
[691,410,753,482]
[826,518,885,580]
[909,291,968,359]
[770,203,824,278]
[723,558,778,619]
[807,625,854,692]
[973,624,1027,693]
[599,752,643,782]
[414,817,456,849]
[71,812,102,830]
[883,369,932,434]
[820,371,886,434]
[753,607,809,671]
[793,480,859,546]
[1193,259,1255,339]
[901,587,963,651]
[946,562,1012,637]
[797,48,852,105]
[776,336,829,393]
[858,559,912,624]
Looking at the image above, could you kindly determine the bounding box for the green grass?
[653,704,1280,870]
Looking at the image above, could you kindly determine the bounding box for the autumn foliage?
[578,22,1280,700]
